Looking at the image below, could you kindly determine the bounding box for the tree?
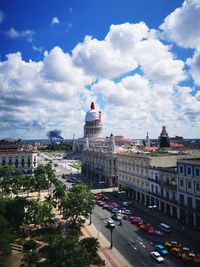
[78,237,100,265]
[0,197,28,228]
[45,163,57,197]
[62,184,95,227]
[24,199,54,227]
[21,250,40,267]
[47,235,84,267]
[0,166,13,197]
[34,165,48,197]
[53,182,66,212]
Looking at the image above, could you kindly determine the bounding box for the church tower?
[159,126,170,148]
[145,132,150,147]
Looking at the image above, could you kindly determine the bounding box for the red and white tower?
[84,102,102,138]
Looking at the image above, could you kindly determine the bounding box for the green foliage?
[24,199,54,226]
[22,250,40,266]
[0,197,28,228]
[62,184,95,226]
[69,161,82,170]
[41,142,72,152]
[23,240,38,250]
[46,235,101,267]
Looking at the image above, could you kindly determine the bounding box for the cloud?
[187,51,200,85]
[51,17,60,25]
[0,10,4,24]
[160,0,200,50]
[32,45,44,53]
[0,19,199,139]
[6,27,34,42]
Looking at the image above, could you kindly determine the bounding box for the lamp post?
[109,225,115,249]
[89,211,92,225]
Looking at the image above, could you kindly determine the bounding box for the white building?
[0,138,38,172]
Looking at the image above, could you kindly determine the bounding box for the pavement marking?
[139,259,146,266]
[136,240,146,248]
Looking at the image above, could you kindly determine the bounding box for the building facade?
[117,152,181,217]
[177,158,200,229]
[0,138,38,172]
[82,134,117,187]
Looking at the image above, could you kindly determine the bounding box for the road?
[37,153,193,267]
[92,205,184,267]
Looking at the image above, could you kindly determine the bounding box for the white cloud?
[0,10,4,24]
[187,51,200,85]
[6,27,34,42]
[0,19,199,139]
[51,17,60,25]
[160,0,200,50]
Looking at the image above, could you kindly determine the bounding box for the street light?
[109,224,115,249]
[89,211,92,225]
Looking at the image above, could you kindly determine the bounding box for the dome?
[85,109,99,122]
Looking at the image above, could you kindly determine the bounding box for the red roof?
[170,143,184,148]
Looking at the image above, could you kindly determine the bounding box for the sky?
[0,0,200,140]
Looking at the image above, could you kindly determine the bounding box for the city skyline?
[0,0,200,139]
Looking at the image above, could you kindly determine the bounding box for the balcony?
[149,191,177,204]
[118,178,149,192]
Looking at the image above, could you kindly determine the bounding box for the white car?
[106,218,115,228]
[150,251,164,263]
[112,213,122,221]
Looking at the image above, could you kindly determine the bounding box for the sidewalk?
[82,222,131,267]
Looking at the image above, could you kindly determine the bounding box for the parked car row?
[62,174,82,184]
[164,241,200,266]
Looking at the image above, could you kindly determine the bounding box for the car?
[111,208,119,214]
[150,251,164,263]
[102,204,109,209]
[153,230,164,237]
[148,227,156,234]
[164,241,181,249]
[112,202,119,208]
[106,218,115,228]
[131,217,143,225]
[154,244,168,256]
[98,201,106,206]
[122,201,129,207]
[122,210,131,216]
[111,213,122,221]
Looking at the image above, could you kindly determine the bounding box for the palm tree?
[53,182,66,214]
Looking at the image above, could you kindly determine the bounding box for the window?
[196,183,200,192]
[180,194,184,205]
[187,197,193,209]
[186,166,192,176]
[180,179,184,187]
[179,165,184,174]
[187,181,192,190]
[195,168,200,177]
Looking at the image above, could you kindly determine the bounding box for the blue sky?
[0,0,200,139]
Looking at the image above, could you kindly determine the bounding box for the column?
[158,200,161,211]
[177,207,180,220]
[164,202,167,214]
[144,194,147,205]
[170,205,173,217]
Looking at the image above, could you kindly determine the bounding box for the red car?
[148,227,156,234]
[131,216,142,224]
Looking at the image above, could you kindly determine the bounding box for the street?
[38,153,198,267]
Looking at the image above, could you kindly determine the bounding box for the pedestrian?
[119,220,123,226]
